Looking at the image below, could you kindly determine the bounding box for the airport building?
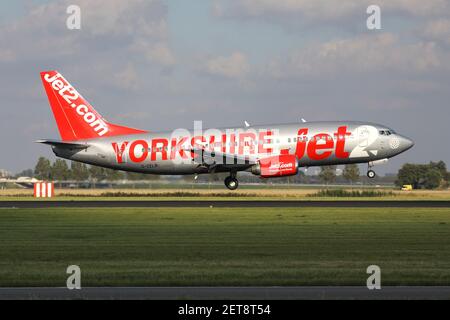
[0,169,11,178]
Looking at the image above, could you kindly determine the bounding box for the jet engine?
[251,154,299,178]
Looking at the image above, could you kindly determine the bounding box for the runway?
[0,200,449,208]
[0,286,449,300]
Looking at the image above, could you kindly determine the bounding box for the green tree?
[429,161,447,178]
[396,163,427,189]
[71,162,89,181]
[208,173,221,182]
[319,166,337,185]
[396,161,448,189]
[126,172,160,181]
[424,169,442,189]
[34,157,52,180]
[342,164,360,184]
[105,168,125,181]
[52,159,71,182]
[89,166,108,182]
[180,174,196,185]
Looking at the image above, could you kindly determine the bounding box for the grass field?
[0,207,449,287]
[1,187,450,201]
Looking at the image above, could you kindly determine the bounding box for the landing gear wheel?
[367,170,376,179]
[224,177,239,190]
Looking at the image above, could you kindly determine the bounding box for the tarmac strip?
[0,200,449,208]
[0,286,449,300]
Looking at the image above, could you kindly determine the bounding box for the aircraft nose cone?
[402,136,414,151]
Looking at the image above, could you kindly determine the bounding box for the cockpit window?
[379,129,393,136]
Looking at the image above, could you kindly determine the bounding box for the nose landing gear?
[224,172,239,190]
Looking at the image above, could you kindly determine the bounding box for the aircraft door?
[358,126,370,147]
[350,125,378,158]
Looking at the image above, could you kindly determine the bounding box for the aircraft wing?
[36,139,90,150]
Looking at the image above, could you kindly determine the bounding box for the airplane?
[38,71,414,190]
[0,177,41,189]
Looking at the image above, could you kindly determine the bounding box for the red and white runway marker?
[34,182,54,198]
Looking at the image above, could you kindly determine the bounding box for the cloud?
[213,0,450,26]
[131,41,176,66]
[265,33,443,78]
[113,64,140,91]
[204,52,250,78]
[0,0,174,66]
[78,0,167,37]
[1,1,450,174]
[422,19,450,45]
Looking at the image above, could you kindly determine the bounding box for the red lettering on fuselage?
[258,130,273,154]
[221,134,227,153]
[113,126,350,164]
[239,132,256,155]
[229,134,236,154]
[151,138,168,161]
[129,140,148,163]
[170,137,188,160]
[335,126,351,158]
[112,141,129,164]
[307,134,334,160]
[191,136,206,159]
[296,126,350,161]
[295,128,309,159]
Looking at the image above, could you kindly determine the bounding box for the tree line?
[318,164,360,185]
[395,161,449,189]
[33,157,159,182]
[29,158,362,184]
[18,157,450,189]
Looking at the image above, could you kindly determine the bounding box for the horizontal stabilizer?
[36,139,89,149]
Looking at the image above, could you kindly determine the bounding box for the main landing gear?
[224,172,239,190]
[367,163,376,179]
[367,170,376,179]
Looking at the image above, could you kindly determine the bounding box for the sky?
[1,0,450,174]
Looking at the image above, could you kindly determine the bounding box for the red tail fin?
[40,71,147,141]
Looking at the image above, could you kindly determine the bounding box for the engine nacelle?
[251,154,299,178]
